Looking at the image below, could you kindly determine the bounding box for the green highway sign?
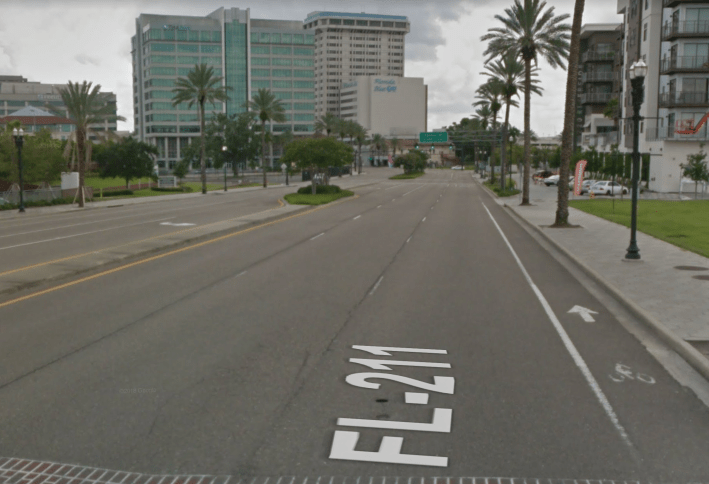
[419,132,448,143]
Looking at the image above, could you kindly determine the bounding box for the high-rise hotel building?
[132,7,315,169]
[302,12,410,119]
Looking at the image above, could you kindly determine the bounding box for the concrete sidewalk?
[479,175,709,380]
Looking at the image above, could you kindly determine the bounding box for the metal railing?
[662,20,709,39]
[581,71,616,82]
[660,55,709,73]
[663,0,707,7]
[659,91,709,107]
[646,125,709,141]
[580,92,613,104]
[581,50,616,62]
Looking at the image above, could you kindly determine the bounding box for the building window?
[178,44,199,53]
[273,80,292,88]
[272,69,292,77]
[273,46,292,55]
[643,23,647,42]
[252,80,270,89]
[273,58,293,66]
[252,57,270,65]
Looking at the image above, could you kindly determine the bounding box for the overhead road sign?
[419,132,448,143]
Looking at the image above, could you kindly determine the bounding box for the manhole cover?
[692,275,709,281]
[675,265,709,271]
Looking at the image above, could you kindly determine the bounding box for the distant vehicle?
[534,170,553,179]
[544,175,560,186]
[451,165,463,170]
[568,178,595,193]
[590,180,628,196]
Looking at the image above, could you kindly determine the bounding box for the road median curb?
[502,202,709,383]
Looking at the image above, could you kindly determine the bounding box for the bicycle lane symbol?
[608,363,656,384]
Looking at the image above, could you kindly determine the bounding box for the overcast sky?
[0,0,621,137]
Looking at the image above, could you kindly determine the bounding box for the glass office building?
[132,8,315,169]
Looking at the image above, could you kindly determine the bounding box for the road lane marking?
[402,185,425,196]
[568,305,598,322]
[236,271,248,277]
[310,233,325,240]
[369,276,384,295]
[0,196,358,309]
[0,217,176,251]
[405,392,430,404]
[422,217,426,222]
[406,236,412,244]
[160,222,196,227]
[377,205,382,209]
[353,215,361,220]
[481,203,638,457]
[384,184,403,190]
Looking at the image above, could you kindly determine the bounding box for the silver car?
[590,180,628,195]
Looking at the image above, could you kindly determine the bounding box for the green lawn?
[284,190,354,205]
[390,172,425,180]
[484,181,520,198]
[569,199,709,258]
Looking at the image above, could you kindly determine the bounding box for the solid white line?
[0,216,176,251]
[369,276,384,295]
[481,203,637,454]
[385,184,403,190]
[353,215,361,220]
[310,232,325,240]
[402,184,425,196]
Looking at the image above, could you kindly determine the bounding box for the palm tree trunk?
[77,128,85,207]
[554,0,585,225]
[261,121,267,188]
[522,58,532,205]
[199,102,207,195]
[501,100,511,191]
[491,117,498,184]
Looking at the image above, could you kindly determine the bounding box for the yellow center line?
[0,195,357,309]
[0,198,286,278]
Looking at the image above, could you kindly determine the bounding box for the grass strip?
[284,190,354,205]
[390,172,425,180]
[569,199,709,258]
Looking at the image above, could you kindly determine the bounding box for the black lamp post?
[12,127,25,213]
[625,59,647,260]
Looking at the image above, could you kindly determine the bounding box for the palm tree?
[172,63,231,194]
[371,134,386,166]
[45,81,126,207]
[389,137,401,159]
[315,112,340,137]
[482,0,571,205]
[554,0,586,226]
[475,79,504,182]
[246,88,286,188]
[472,105,493,130]
[482,52,542,190]
[352,124,368,174]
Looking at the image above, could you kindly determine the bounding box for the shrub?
[151,186,194,193]
[297,184,342,195]
[100,189,133,197]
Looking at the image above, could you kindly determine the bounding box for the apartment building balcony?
[646,126,709,141]
[659,91,709,108]
[660,56,709,74]
[662,21,709,41]
[581,71,617,83]
[581,50,616,63]
[663,0,708,8]
[582,131,619,148]
[580,92,612,104]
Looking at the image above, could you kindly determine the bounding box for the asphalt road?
[1,169,708,481]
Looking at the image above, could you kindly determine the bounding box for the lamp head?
[628,61,637,79]
[634,59,648,79]
[222,145,227,151]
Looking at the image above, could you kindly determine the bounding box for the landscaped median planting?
[570,199,709,258]
[284,184,354,205]
[390,172,425,180]
[484,179,520,197]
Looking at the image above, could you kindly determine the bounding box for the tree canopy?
[95,137,158,188]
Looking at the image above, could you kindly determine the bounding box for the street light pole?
[222,145,228,192]
[12,128,25,213]
[625,60,647,260]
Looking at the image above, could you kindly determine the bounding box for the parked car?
[544,175,560,186]
[451,165,463,170]
[589,180,628,196]
[568,179,597,194]
[534,170,553,180]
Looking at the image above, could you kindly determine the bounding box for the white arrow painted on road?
[160,222,196,227]
[568,305,599,322]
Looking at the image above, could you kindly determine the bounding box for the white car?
[568,179,597,194]
[543,175,560,186]
[451,165,463,170]
[589,180,628,196]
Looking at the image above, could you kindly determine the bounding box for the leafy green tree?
[395,150,428,174]
[0,127,66,185]
[682,145,709,199]
[482,0,571,205]
[246,88,286,187]
[44,81,125,206]
[203,112,260,177]
[172,159,190,185]
[95,137,158,189]
[172,63,231,194]
[280,136,353,194]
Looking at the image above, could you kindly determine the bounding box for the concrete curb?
[501,201,709,383]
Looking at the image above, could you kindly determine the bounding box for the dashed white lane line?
[377,205,382,209]
[353,215,361,220]
[236,271,247,277]
[402,185,425,196]
[310,232,325,240]
[422,217,426,222]
[0,216,176,251]
[384,184,403,190]
[392,199,396,202]
[406,236,412,244]
[482,202,639,458]
[369,276,384,295]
